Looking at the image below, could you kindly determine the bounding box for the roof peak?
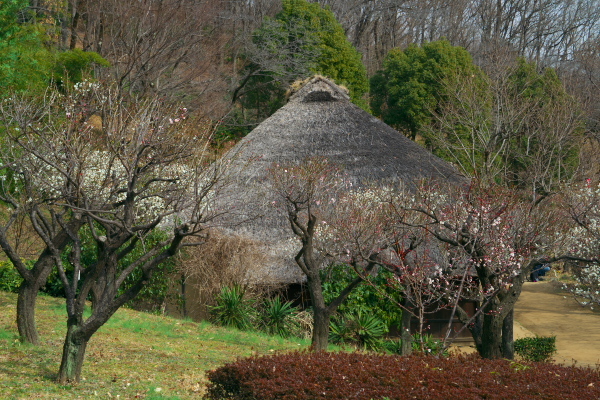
[288,75,350,103]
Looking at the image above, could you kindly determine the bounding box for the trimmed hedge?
[205,351,600,400]
[514,336,557,362]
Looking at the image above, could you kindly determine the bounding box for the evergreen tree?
[0,0,52,92]
[230,0,368,136]
[370,40,484,141]
[501,58,582,193]
[372,42,581,194]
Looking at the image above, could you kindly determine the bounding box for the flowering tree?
[269,158,566,359]
[563,181,600,308]
[391,181,558,359]
[0,82,228,382]
[318,185,468,354]
[0,90,87,345]
[270,161,465,353]
[269,159,389,351]
[384,238,477,354]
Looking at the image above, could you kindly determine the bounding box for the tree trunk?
[16,282,41,345]
[400,298,413,355]
[57,321,89,384]
[13,219,84,344]
[306,271,330,351]
[479,313,504,359]
[312,305,331,352]
[16,258,55,344]
[180,274,187,319]
[501,309,514,359]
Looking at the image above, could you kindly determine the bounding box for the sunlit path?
[515,281,600,367]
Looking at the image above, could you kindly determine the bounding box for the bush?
[330,311,387,351]
[411,333,448,357]
[321,264,402,332]
[0,261,22,292]
[209,285,258,331]
[382,338,403,355]
[176,232,268,319]
[205,352,600,400]
[514,336,557,362]
[259,296,299,337]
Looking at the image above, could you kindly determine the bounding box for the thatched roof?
[214,76,464,284]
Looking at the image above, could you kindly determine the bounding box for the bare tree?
[427,58,583,197]
[56,0,230,115]
[0,82,229,383]
[315,0,600,76]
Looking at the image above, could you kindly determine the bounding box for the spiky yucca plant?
[260,296,299,337]
[210,285,257,331]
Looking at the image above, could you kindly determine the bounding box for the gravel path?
[514,281,600,367]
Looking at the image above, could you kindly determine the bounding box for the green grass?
[0,291,310,399]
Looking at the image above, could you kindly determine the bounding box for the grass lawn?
[0,291,310,399]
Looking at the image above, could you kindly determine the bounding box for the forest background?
[3,0,598,162]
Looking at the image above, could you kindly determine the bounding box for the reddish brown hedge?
[205,351,600,400]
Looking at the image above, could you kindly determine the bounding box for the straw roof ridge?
[287,75,350,103]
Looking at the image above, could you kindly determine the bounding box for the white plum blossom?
[562,181,600,308]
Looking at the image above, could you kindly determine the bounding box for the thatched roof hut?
[214,76,463,284]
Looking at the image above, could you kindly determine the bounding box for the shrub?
[205,352,600,400]
[514,336,557,362]
[0,261,22,292]
[382,338,403,355]
[209,285,258,331]
[259,296,299,337]
[411,333,448,357]
[321,263,402,331]
[289,309,313,339]
[176,232,269,319]
[330,311,387,351]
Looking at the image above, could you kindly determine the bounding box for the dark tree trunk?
[306,273,330,351]
[58,320,90,384]
[11,218,84,344]
[180,274,187,319]
[16,282,41,345]
[479,313,504,359]
[15,256,56,344]
[311,305,331,352]
[501,309,514,359]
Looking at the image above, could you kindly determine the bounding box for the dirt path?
[514,281,600,367]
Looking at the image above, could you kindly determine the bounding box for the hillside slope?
[0,291,309,399]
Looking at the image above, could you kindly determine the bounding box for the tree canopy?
[370,40,485,140]
[0,0,51,92]
[233,0,368,130]
[0,1,108,94]
[372,41,582,194]
[426,56,582,193]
